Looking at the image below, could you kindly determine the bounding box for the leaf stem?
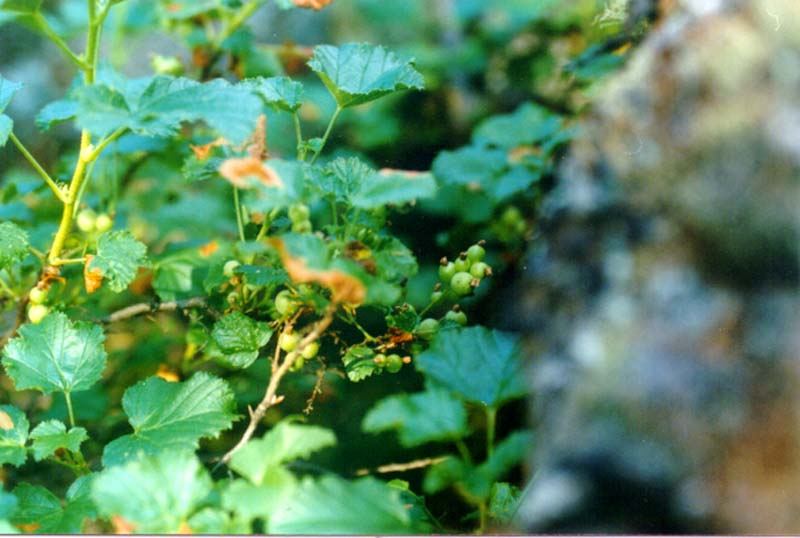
[293,111,305,160]
[8,133,67,203]
[87,126,128,161]
[486,406,496,459]
[64,392,76,428]
[33,12,90,70]
[310,105,342,165]
[455,438,473,465]
[233,186,246,242]
[0,275,17,300]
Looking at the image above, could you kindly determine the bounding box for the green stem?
[215,0,261,47]
[87,127,128,161]
[478,501,488,534]
[486,406,497,459]
[455,438,473,465]
[233,186,246,242]
[64,392,76,428]
[8,133,67,203]
[310,105,342,165]
[34,12,90,70]
[293,112,305,160]
[0,275,17,299]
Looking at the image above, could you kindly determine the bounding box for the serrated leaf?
[10,481,89,533]
[231,421,335,485]
[89,230,149,292]
[385,304,418,333]
[473,102,562,149]
[415,326,527,409]
[432,145,506,186]
[308,43,424,108]
[0,221,29,269]
[488,482,522,525]
[341,345,378,382]
[0,0,41,12]
[35,99,78,132]
[362,388,468,447]
[210,312,273,369]
[92,450,212,534]
[270,475,427,534]
[310,156,373,203]
[75,75,262,144]
[1,312,107,395]
[29,420,88,461]
[0,405,28,467]
[102,372,237,466]
[235,265,288,286]
[351,170,436,209]
[244,76,304,112]
[373,237,418,281]
[0,77,21,113]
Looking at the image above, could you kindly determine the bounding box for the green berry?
[445,309,467,326]
[466,244,485,263]
[279,332,299,352]
[450,271,474,296]
[226,291,239,304]
[223,260,241,278]
[29,287,48,305]
[291,219,312,233]
[470,261,490,279]
[453,256,470,273]
[290,356,305,371]
[430,290,444,304]
[288,204,311,223]
[275,290,299,317]
[301,340,320,359]
[95,213,114,233]
[27,304,50,324]
[438,261,456,282]
[76,209,97,233]
[373,353,387,366]
[386,354,403,373]
[416,318,440,340]
[501,206,523,227]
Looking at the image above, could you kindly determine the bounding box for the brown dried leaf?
[111,515,136,534]
[190,138,227,161]
[271,239,367,305]
[84,254,104,294]
[219,157,283,189]
[199,240,218,257]
[292,0,334,11]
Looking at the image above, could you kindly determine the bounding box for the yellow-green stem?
[8,133,67,203]
[233,186,246,242]
[34,12,90,70]
[310,105,342,165]
[293,111,305,160]
[64,392,76,428]
[486,406,497,459]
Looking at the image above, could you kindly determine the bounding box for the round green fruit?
[466,244,486,263]
[445,309,467,326]
[453,256,470,273]
[29,287,48,305]
[95,214,114,233]
[450,271,474,296]
[438,261,456,282]
[291,219,312,233]
[416,318,440,340]
[76,209,97,233]
[386,354,403,373]
[288,204,311,223]
[301,341,320,359]
[279,332,300,352]
[275,290,299,317]
[470,261,490,279]
[223,260,241,278]
[27,304,50,324]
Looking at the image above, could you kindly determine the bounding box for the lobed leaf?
[89,230,149,293]
[29,420,88,461]
[308,43,424,108]
[244,76,304,112]
[102,372,237,466]
[473,102,562,149]
[1,312,107,395]
[0,221,29,269]
[362,388,469,447]
[210,311,273,369]
[10,480,92,534]
[415,326,527,409]
[92,450,212,533]
[0,405,28,467]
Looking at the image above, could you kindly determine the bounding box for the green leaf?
[188,507,249,534]
[0,0,41,12]
[0,405,29,467]
[244,76,304,112]
[310,157,373,203]
[0,116,11,147]
[89,230,149,293]
[231,421,336,485]
[415,326,527,408]
[0,77,21,114]
[308,43,424,108]
[0,221,29,269]
[463,430,534,500]
[488,482,522,525]
[0,490,17,519]
[35,99,78,132]
[210,312,273,369]
[373,237,418,281]
[432,145,506,186]
[351,170,437,209]
[29,420,88,461]
[473,102,562,149]
[362,388,468,447]
[341,345,378,382]
[423,456,467,495]
[102,372,237,466]
[75,75,262,144]
[92,450,212,533]
[221,470,297,522]
[385,303,418,333]
[10,481,91,533]
[270,475,427,534]
[1,312,107,395]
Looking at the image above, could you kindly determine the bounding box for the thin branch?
[8,133,67,204]
[355,456,449,477]
[103,297,212,323]
[217,304,337,467]
[33,12,90,70]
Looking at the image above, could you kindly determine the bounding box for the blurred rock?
[517,0,800,533]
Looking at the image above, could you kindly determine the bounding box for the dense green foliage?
[0,0,638,533]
